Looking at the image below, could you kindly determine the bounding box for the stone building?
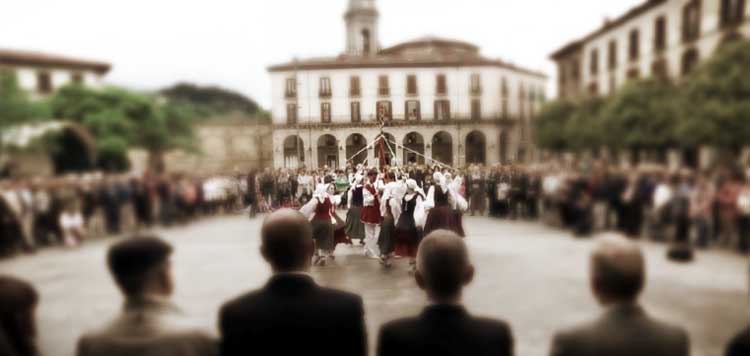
[0,48,110,99]
[551,0,749,99]
[268,0,547,169]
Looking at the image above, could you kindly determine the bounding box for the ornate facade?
[269,0,547,169]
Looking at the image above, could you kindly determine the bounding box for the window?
[470,74,481,95]
[501,79,509,119]
[405,100,420,121]
[681,49,699,75]
[629,29,640,61]
[351,102,361,122]
[285,78,297,98]
[652,59,670,80]
[608,40,617,71]
[37,72,52,94]
[721,0,746,28]
[376,101,392,122]
[436,74,447,95]
[627,68,640,80]
[434,100,451,120]
[406,75,418,95]
[470,99,481,120]
[321,103,332,123]
[319,77,331,97]
[682,0,702,43]
[654,16,667,53]
[350,76,361,97]
[286,103,298,124]
[588,82,599,96]
[518,86,526,120]
[378,75,390,96]
[590,49,599,75]
[362,29,371,55]
[71,73,83,85]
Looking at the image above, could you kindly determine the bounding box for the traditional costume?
[300,184,342,266]
[345,174,366,243]
[394,179,426,271]
[424,172,467,237]
[377,181,405,267]
[361,171,382,258]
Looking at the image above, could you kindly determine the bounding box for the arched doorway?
[346,133,367,165]
[317,134,339,168]
[403,132,425,164]
[499,130,509,164]
[465,131,486,165]
[431,131,453,166]
[283,135,304,169]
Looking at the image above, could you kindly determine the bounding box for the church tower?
[345,0,379,56]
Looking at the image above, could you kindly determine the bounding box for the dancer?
[394,179,426,272]
[377,174,404,267]
[424,172,467,237]
[361,169,382,258]
[345,173,366,245]
[300,183,342,266]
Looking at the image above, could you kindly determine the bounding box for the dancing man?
[361,169,382,258]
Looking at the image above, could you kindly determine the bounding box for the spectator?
[377,230,513,356]
[59,199,86,247]
[218,209,366,356]
[77,237,216,356]
[0,276,40,356]
[550,233,689,356]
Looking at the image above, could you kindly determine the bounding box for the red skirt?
[333,212,351,245]
[424,206,465,237]
[360,205,381,225]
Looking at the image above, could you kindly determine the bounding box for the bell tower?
[345,0,379,56]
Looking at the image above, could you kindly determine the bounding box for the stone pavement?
[1,214,748,356]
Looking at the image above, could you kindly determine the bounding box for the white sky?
[1,0,642,109]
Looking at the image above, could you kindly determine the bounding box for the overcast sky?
[1,0,642,108]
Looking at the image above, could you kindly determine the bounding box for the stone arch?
[402,132,425,164]
[465,130,486,165]
[317,134,339,169]
[283,135,305,169]
[431,131,453,166]
[346,133,368,165]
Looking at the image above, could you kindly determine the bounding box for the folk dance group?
[300,168,468,272]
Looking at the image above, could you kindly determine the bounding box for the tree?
[534,99,577,151]
[565,97,608,152]
[160,83,268,121]
[679,40,750,152]
[599,79,681,158]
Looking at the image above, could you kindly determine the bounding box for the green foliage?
[600,79,681,150]
[96,135,130,172]
[160,83,269,121]
[679,40,750,149]
[0,69,50,126]
[566,97,607,151]
[533,99,576,151]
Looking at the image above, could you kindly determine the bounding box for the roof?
[0,49,111,74]
[269,36,546,78]
[550,0,667,60]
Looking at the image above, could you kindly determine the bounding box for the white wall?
[7,65,105,100]
[580,0,750,96]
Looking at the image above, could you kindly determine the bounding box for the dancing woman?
[377,177,404,267]
[299,183,342,266]
[424,172,467,237]
[394,179,426,272]
[361,170,382,258]
[345,174,366,245]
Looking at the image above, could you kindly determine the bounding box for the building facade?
[552,0,750,99]
[269,0,547,169]
[0,49,110,99]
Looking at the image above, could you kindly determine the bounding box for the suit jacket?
[77,296,216,356]
[377,304,513,356]
[726,326,750,356]
[550,304,689,356]
[219,274,366,356]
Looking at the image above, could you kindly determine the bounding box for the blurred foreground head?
[261,209,314,273]
[590,233,645,305]
[107,236,174,298]
[0,276,39,356]
[416,230,474,302]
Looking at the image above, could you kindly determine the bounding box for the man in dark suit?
[218,209,367,356]
[727,326,750,356]
[550,233,689,356]
[377,230,513,356]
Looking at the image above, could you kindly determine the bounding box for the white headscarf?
[433,171,447,191]
[314,183,330,201]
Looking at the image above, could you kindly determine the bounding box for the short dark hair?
[261,210,313,271]
[417,230,470,299]
[107,237,172,296]
[0,276,39,356]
